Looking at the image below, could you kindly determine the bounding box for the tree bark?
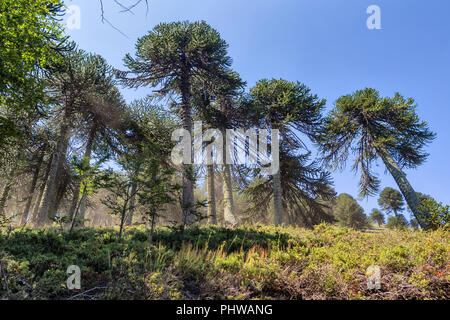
[69,185,86,233]
[20,152,44,226]
[273,170,283,226]
[53,171,69,219]
[149,210,156,243]
[207,164,217,224]
[31,154,53,225]
[77,125,96,226]
[377,147,428,229]
[222,164,237,226]
[67,182,80,222]
[118,199,129,239]
[125,180,138,226]
[219,103,237,226]
[37,104,72,226]
[125,164,141,227]
[0,168,15,215]
[179,67,195,226]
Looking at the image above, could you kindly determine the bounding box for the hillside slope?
[0,224,448,300]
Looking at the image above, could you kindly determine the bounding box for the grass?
[0,224,448,300]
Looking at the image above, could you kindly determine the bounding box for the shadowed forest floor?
[0,224,448,300]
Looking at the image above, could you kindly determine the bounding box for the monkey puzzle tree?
[333,193,368,230]
[244,79,327,226]
[37,49,120,226]
[386,214,409,230]
[191,70,245,226]
[122,97,177,227]
[0,0,69,148]
[243,149,335,228]
[67,57,126,225]
[369,208,385,227]
[319,88,435,229]
[120,21,233,225]
[102,102,177,238]
[378,187,405,218]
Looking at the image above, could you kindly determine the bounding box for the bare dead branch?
[97,0,149,37]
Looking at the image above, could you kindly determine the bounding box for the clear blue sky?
[64,0,450,219]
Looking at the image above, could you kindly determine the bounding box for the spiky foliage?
[241,79,333,226]
[419,198,450,231]
[120,20,232,103]
[246,79,325,142]
[0,0,70,148]
[191,70,245,129]
[369,209,385,227]
[120,21,234,224]
[319,88,435,228]
[333,194,368,230]
[243,150,335,227]
[386,214,409,230]
[378,187,405,217]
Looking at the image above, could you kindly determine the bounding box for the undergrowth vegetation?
[0,224,448,300]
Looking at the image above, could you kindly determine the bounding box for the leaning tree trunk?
[0,168,15,215]
[31,154,53,225]
[272,171,283,226]
[377,147,428,229]
[77,125,97,226]
[179,68,195,226]
[20,152,44,226]
[222,164,237,226]
[37,104,72,227]
[67,182,80,222]
[53,170,69,218]
[207,164,217,225]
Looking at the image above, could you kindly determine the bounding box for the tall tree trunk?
[77,125,96,226]
[125,164,141,227]
[37,104,72,226]
[20,152,44,226]
[118,200,129,239]
[69,185,86,233]
[125,180,138,226]
[149,210,156,243]
[377,147,428,229]
[53,171,69,218]
[0,168,15,215]
[179,68,195,226]
[219,100,237,227]
[207,164,217,224]
[67,183,79,222]
[222,164,237,226]
[272,171,283,226]
[31,154,53,225]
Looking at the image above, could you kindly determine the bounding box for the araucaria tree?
[319,88,435,229]
[191,70,245,226]
[37,49,121,226]
[243,79,331,226]
[378,187,405,218]
[333,194,367,230]
[0,0,68,148]
[120,21,233,225]
[369,209,385,227]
